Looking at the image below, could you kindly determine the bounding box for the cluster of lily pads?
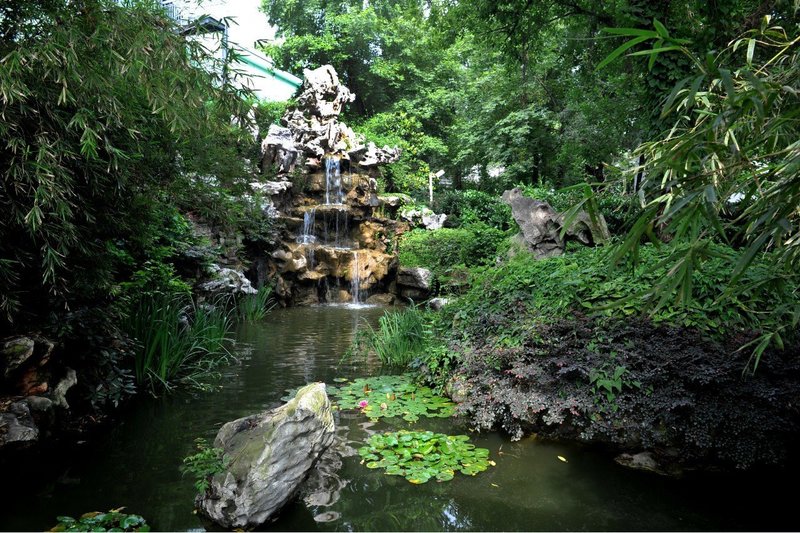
[51,509,150,532]
[330,374,455,422]
[359,430,495,484]
[329,374,495,483]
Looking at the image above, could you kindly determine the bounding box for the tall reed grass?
[353,304,431,367]
[122,292,234,393]
[236,285,275,322]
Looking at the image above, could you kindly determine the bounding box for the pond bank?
[1,306,798,531]
[447,312,800,473]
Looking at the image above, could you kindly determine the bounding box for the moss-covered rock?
[196,382,335,529]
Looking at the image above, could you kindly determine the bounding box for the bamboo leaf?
[653,19,669,38]
[602,27,660,38]
[595,35,650,71]
[746,38,756,65]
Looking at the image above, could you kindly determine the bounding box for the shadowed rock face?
[502,188,566,259]
[196,383,335,529]
[501,187,610,259]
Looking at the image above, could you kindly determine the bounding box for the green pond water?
[1,305,796,531]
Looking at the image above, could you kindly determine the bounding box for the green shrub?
[356,111,447,194]
[434,189,513,230]
[448,242,800,346]
[398,224,507,287]
[182,437,228,495]
[253,99,291,133]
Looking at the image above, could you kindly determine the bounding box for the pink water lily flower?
[358,400,369,409]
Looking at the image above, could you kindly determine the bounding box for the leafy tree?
[0,0,253,330]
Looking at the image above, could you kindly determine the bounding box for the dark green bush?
[399,224,507,270]
[355,111,447,194]
[398,223,508,291]
[0,0,252,332]
[253,99,291,133]
[449,243,799,345]
[434,189,513,230]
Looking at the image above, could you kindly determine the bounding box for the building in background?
[161,0,301,101]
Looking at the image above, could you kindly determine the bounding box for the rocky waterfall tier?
[258,65,406,306]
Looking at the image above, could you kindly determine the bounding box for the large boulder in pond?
[196,382,335,529]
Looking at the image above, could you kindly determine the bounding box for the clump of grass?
[122,292,234,394]
[350,304,431,367]
[236,285,275,322]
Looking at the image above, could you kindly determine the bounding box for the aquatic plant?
[359,430,495,483]
[236,285,275,322]
[331,374,455,422]
[51,509,150,532]
[181,437,228,494]
[349,305,430,367]
[121,293,234,394]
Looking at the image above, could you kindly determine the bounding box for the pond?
[0,306,796,531]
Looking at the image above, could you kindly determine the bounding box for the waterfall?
[297,208,316,267]
[350,251,361,304]
[325,157,343,205]
[334,207,350,249]
[298,208,316,244]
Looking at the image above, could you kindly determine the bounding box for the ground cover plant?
[446,243,799,349]
[358,430,495,483]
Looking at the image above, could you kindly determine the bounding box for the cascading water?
[350,250,361,304]
[297,208,317,268]
[325,157,344,205]
[298,208,316,244]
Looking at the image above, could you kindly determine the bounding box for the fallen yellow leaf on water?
[557,455,568,462]
[491,483,499,488]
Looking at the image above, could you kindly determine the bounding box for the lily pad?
[358,430,495,483]
[331,374,455,422]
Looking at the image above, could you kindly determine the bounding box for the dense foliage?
[0,0,253,331]
[260,0,650,193]
[398,225,507,290]
[593,17,800,363]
